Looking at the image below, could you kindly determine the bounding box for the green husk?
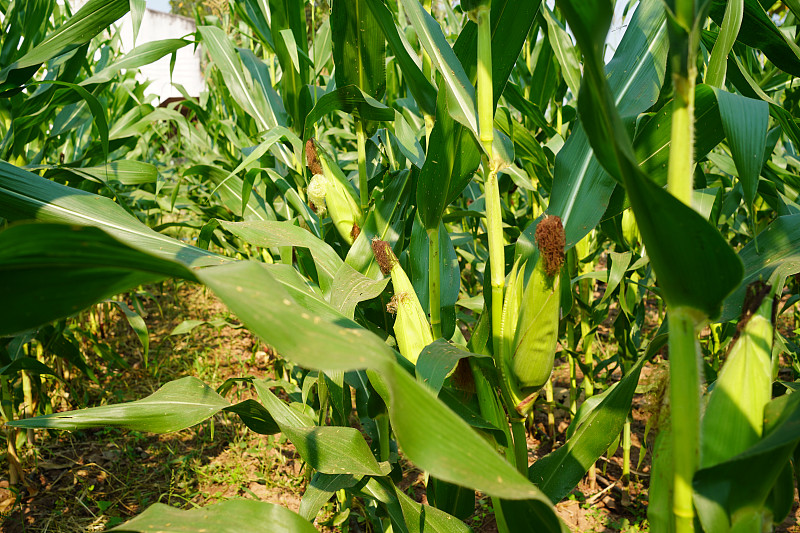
[701,283,774,468]
[306,139,363,244]
[372,239,433,364]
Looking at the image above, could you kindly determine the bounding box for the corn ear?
[621,208,639,248]
[700,282,775,468]
[500,258,524,367]
[372,239,433,364]
[512,259,561,389]
[306,139,363,244]
[508,216,564,414]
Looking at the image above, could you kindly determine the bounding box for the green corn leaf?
[218,220,342,289]
[331,0,386,101]
[555,0,743,318]
[415,339,487,395]
[396,0,478,139]
[108,500,317,533]
[302,85,394,140]
[54,160,158,186]
[528,354,647,502]
[300,473,363,521]
[721,214,800,321]
[364,0,437,116]
[701,290,774,469]
[9,376,279,435]
[634,84,725,188]
[541,6,581,99]
[267,0,309,131]
[410,214,460,334]
[0,224,187,336]
[184,165,277,223]
[547,0,668,249]
[329,262,389,319]
[694,390,800,533]
[81,39,190,85]
[714,89,769,218]
[106,299,149,364]
[708,0,800,77]
[198,26,282,132]
[345,169,412,277]
[416,0,539,230]
[255,380,392,476]
[0,0,129,92]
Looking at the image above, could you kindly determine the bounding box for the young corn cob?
[508,215,565,415]
[700,282,775,468]
[621,208,640,249]
[372,238,433,364]
[500,258,525,367]
[306,139,363,244]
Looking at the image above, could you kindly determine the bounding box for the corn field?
[2,0,800,531]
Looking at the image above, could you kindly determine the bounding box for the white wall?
[70,1,205,103]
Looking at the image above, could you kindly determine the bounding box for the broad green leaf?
[211,127,300,214]
[184,165,277,222]
[702,293,774,470]
[30,80,111,163]
[634,84,725,187]
[415,99,481,230]
[600,251,631,304]
[198,25,279,132]
[196,261,562,506]
[416,0,540,230]
[694,391,800,533]
[0,357,57,377]
[528,355,645,502]
[426,476,475,521]
[255,380,391,477]
[415,340,487,394]
[647,426,674,533]
[721,214,800,321]
[708,0,800,77]
[108,499,318,533]
[547,0,668,248]
[329,262,389,319]
[129,0,144,45]
[0,224,188,336]
[239,48,290,129]
[705,0,743,87]
[541,5,581,98]
[302,85,394,141]
[267,0,309,131]
[59,160,158,186]
[0,0,129,91]
[170,319,241,336]
[299,473,362,521]
[219,220,342,290]
[391,110,426,168]
[410,215,460,333]
[499,498,571,533]
[107,300,149,363]
[714,89,769,215]
[9,376,278,434]
[395,483,473,533]
[331,0,386,101]
[81,39,190,85]
[0,160,224,269]
[397,0,478,138]
[364,0,436,116]
[556,0,743,318]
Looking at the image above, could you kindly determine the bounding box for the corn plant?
[3,0,800,532]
